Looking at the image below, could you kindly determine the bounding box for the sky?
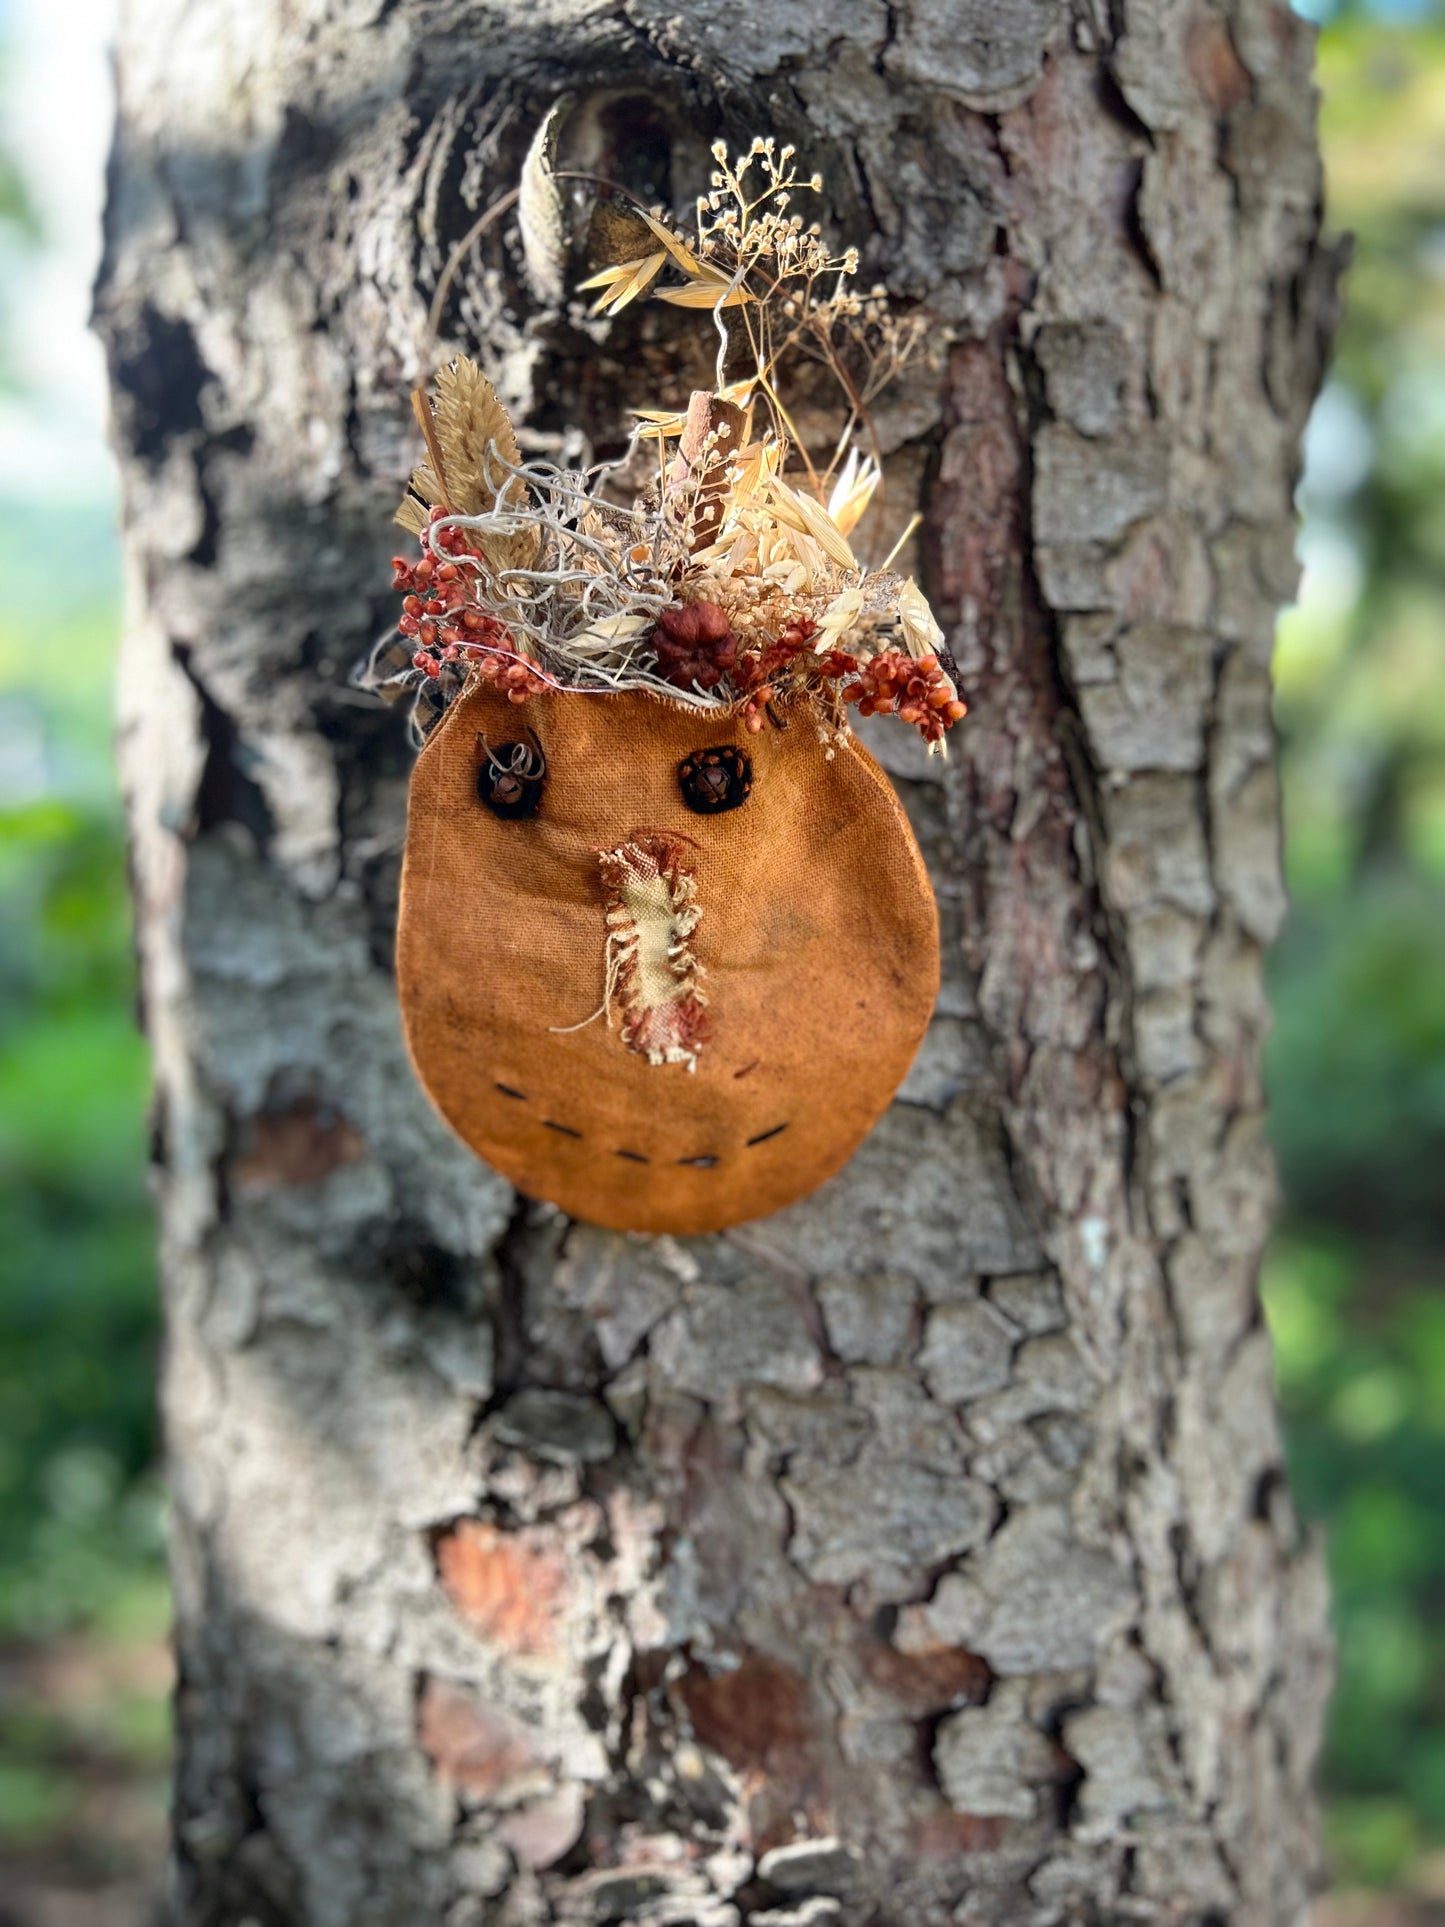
[0,0,119,506]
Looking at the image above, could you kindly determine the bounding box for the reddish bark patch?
[436,1519,568,1659]
[677,1648,834,1850]
[416,1676,540,1797]
[233,1096,365,1190]
[496,1784,585,1869]
[1187,12,1253,115]
[929,339,1022,640]
[859,1643,991,1719]
[678,1651,812,1774]
[910,1808,1009,1856]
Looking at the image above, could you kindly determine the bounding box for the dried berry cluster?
[392,506,551,703]
[841,650,968,744]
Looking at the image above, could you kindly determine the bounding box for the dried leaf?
[519,102,568,306]
[604,250,669,315]
[394,494,433,537]
[766,475,858,570]
[633,207,704,277]
[896,577,957,698]
[826,448,881,539]
[816,586,866,645]
[631,408,689,438]
[571,612,653,650]
[896,577,945,658]
[585,197,659,274]
[726,437,782,506]
[577,261,636,293]
[654,277,754,311]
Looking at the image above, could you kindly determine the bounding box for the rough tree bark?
[97,1,1343,1922]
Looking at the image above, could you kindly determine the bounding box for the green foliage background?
[1263,3,1445,1891]
[0,0,1441,1900]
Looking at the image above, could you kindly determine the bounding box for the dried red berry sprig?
[736,616,823,690]
[391,506,552,702]
[842,650,967,744]
[731,617,851,734]
[472,650,554,704]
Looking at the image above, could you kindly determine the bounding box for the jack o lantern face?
[397,680,939,1235]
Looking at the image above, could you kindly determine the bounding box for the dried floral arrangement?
[367,140,966,753]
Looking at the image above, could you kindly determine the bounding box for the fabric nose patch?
[596,836,709,1071]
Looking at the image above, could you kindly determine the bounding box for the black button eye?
[478,736,545,820]
[678,745,752,815]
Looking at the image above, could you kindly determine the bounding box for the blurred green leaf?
[1326,1799,1423,1889]
[0,1761,72,1845]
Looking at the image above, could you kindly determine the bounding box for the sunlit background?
[1,0,1442,1920]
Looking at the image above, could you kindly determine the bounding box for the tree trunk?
[97,1,1342,1922]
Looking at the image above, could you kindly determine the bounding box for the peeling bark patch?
[910,1809,1010,1857]
[436,1519,568,1659]
[858,1643,992,1720]
[417,1675,541,1798]
[233,1096,366,1190]
[1186,13,1253,115]
[678,1651,814,1779]
[598,836,708,1070]
[677,1647,831,1850]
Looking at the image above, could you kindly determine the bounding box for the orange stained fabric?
[396,678,940,1234]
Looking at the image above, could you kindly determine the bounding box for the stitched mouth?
[489,1083,788,1169]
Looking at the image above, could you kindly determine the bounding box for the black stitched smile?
[494,1085,788,1166]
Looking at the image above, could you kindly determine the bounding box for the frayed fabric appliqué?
[598,837,709,1071]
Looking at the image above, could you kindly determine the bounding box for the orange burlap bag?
[397,678,938,1234]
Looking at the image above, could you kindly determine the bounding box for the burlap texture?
[396,679,939,1234]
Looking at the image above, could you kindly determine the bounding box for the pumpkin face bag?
[371,142,965,1235]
